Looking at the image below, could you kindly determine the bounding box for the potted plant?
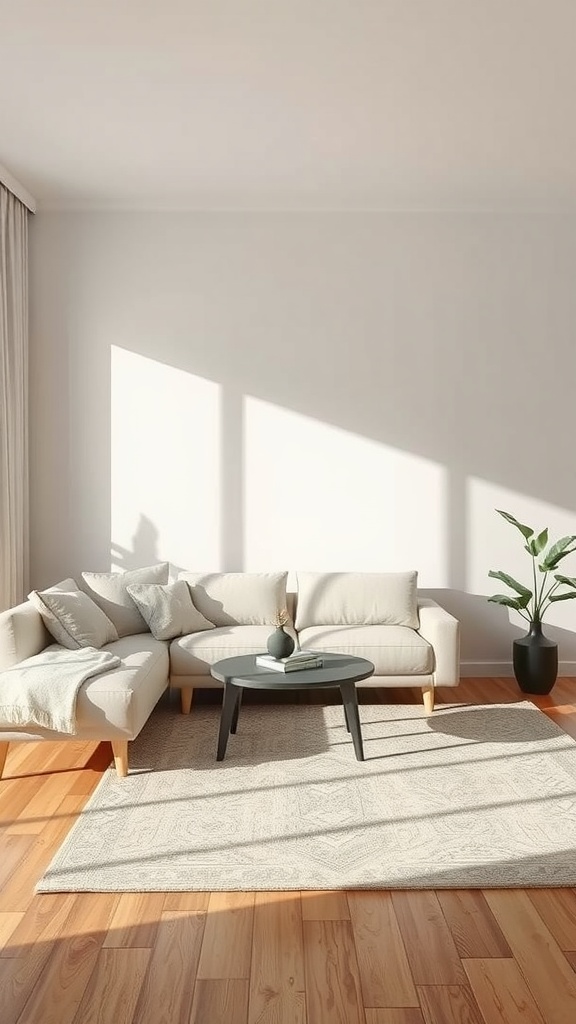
[488,510,576,693]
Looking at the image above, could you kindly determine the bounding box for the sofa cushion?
[297,625,433,675]
[73,633,170,735]
[28,581,118,650]
[81,563,170,637]
[177,572,288,627]
[170,625,272,676]
[126,580,215,640]
[0,634,170,741]
[295,572,419,630]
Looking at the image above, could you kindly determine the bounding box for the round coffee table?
[210,652,375,762]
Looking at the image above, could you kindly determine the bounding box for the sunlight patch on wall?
[468,478,576,630]
[110,346,220,571]
[244,398,447,584]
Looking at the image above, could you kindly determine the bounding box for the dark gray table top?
[210,652,375,690]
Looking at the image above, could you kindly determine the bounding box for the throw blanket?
[0,647,121,734]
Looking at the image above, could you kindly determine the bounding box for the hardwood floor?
[1,678,576,1023]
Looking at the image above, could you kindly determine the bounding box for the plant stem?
[532,554,539,621]
[536,568,548,619]
[540,580,562,618]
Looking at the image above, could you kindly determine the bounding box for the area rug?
[37,701,576,891]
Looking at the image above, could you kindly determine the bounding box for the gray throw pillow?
[126,580,215,641]
[28,581,118,649]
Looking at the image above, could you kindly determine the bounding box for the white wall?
[29,211,576,671]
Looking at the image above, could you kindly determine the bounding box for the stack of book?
[256,650,323,673]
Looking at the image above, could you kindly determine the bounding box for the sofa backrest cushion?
[80,563,170,637]
[294,571,419,630]
[0,600,51,671]
[178,571,288,627]
[126,580,216,641]
[28,579,119,649]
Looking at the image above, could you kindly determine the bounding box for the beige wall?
[29,211,576,671]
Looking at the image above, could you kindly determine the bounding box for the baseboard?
[460,660,576,678]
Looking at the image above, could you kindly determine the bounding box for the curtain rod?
[0,164,36,213]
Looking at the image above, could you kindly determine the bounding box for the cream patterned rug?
[38,701,576,891]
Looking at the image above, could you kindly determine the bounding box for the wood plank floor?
[1,678,576,1023]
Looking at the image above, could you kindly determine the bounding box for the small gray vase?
[267,625,295,660]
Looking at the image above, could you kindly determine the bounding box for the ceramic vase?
[513,621,558,694]
[267,625,295,660]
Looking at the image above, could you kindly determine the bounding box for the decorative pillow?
[294,571,419,630]
[177,571,288,626]
[126,580,215,641]
[28,580,118,649]
[80,563,170,637]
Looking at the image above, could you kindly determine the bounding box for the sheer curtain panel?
[0,184,29,611]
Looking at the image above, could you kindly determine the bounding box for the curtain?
[0,184,29,611]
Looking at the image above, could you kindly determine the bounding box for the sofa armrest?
[417,599,460,687]
[0,601,50,672]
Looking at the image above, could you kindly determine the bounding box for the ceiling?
[2,0,576,210]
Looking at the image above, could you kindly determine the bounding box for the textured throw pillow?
[80,563,170,637]
[177,571,288,626]
[28,580,118,649]
[294,571,419,630]
[126,580,215,641]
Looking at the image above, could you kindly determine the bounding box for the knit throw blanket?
[0,646,121,734]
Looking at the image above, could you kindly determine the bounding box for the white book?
[259,650,318,664]
[256,653,323,673]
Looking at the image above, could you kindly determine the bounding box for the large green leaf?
[554,574,576,588]
[488,570,532,598]
[540,536,576,571]
[496,509,534,541]
[488,593,531,610]
[548,591,576,603]
[528,532,545,557]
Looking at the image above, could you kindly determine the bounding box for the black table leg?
[231,687,243,734]
[217,682,241,761]
[340,682,364,761]
[343,701,351,732]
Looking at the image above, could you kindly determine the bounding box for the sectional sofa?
[0,566,460,777]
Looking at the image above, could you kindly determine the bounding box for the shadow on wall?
[111,515,160,570]
[29,212,576,664]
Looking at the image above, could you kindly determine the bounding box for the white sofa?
[0,599,169,778]
[0,569,459,777]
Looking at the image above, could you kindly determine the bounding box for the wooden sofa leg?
[111,740,128,778]
[0,742,9,779]
[422,685,434,715]
[181,687,193,715]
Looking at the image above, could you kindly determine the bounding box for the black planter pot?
[513,621,558,695]
[266,625,295,660]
